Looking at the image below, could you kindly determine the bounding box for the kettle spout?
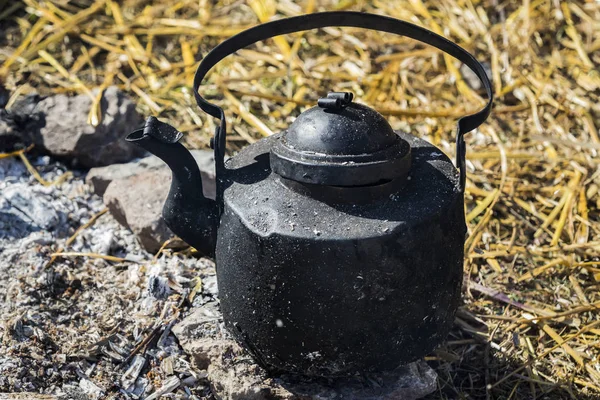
[126,117,218,257]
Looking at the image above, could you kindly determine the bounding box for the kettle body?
[126,11,493,377]
[217,132,465,376]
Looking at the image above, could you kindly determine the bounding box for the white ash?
[78,377,104,400]
[0,155,215,399]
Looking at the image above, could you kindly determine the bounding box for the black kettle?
[127,11,493,377]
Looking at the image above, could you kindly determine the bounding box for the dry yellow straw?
[0,145,71,186]
[50,252,143,263]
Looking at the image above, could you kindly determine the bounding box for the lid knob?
[317,92,354,110]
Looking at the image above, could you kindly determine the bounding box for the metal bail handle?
[193,11,494,199]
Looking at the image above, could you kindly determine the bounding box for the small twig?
[153,238,177,263]
[121,324,162,366]
[0,144,34,159]
[50,252,143,263]
[0,144,72,186]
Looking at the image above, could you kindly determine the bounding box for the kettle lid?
[270,92,411,186]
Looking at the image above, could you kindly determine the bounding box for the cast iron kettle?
[127,12,493,377]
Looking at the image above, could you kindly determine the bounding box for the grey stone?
[9,86,145,167]
[0,395,57,399]
[87,150,216,198]
[103,168,173,253]
[173,302,437,400]
[172,302,224,370]
[86,156,165,196]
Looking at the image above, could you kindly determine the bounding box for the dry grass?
[1,0,599,398]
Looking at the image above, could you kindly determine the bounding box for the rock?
[8,86,145,167]
[103,168,173,253]
[87,150,215,197]
[0,395,57,399]
[172,302,226,370]
[173,302,437,400]
[86,156,165,196]
[207,349,287,400]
